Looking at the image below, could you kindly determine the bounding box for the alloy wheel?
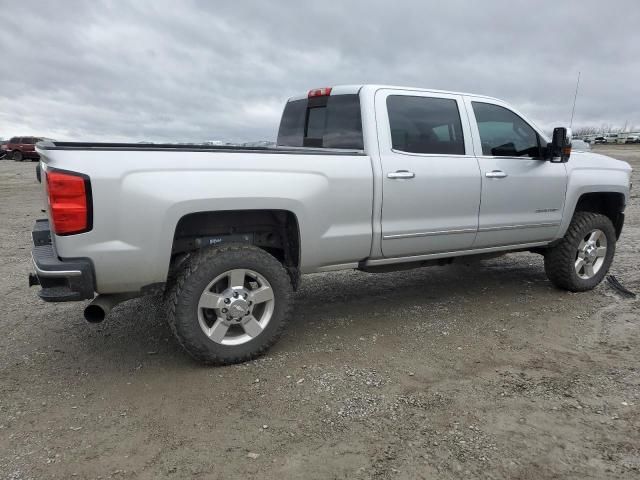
[575,229,607,280]
[197,268,275,346]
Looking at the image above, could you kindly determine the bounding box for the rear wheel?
[12,150,22,162]
[166,244,293,365]
[544,211,616,291]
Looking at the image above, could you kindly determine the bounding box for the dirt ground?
[0,145,639,479]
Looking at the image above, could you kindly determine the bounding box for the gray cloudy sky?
[1,0,639,142]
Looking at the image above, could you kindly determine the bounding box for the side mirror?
[547,127,571,162]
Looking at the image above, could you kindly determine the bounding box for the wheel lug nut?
[234,292,239,298]
[224,298,230,304]
[222,308,228,313]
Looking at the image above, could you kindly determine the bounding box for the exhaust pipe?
[84,293,138,323]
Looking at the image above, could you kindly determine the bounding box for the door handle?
[485,170,508,178]
[387,170,415,179]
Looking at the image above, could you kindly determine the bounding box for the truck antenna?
[569,71,581,128]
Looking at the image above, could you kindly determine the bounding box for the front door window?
[472,102,540,158]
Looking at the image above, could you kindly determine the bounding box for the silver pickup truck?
[31,84,632,364]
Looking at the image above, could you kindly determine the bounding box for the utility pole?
[570,71,581,128]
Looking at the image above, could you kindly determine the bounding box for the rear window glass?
[277,94,364,149]
[387,95,465,155]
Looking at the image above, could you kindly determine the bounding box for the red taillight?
[46,170,91,235]
[308,87,332,98]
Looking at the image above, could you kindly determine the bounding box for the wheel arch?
[169,209,301,288]
[573,191,626,238]
[560,188,627,240]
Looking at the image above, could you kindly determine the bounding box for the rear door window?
[277,94,364,149]
[386,95,465,155]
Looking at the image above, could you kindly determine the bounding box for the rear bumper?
[30,219,95,302]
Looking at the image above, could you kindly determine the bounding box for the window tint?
[277,94,363,149]
[277,100,306,147]
[472,102,540,157]
[386,95,465,155]
[9,137,18,143]
[322,95,363,149]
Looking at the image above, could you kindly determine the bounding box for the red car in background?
[3,136,49,161]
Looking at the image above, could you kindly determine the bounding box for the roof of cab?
[287,84,501,102]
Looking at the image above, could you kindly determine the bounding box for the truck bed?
[35,140,375,292]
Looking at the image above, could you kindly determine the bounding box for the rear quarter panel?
[39,149,374,293]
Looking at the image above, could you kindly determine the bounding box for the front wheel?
[544,212,616,292]
[12,150,22,161]
[166,244,293,365]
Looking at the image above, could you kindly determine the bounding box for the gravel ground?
[1,145,639,479]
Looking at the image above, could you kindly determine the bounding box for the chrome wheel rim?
[197,269,275,346]
[575,229,607,280]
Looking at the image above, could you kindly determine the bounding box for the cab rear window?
[277,94,364,150]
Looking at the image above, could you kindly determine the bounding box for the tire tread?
[544,211,615,292]
[166,244,293,365]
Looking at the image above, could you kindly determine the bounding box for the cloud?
[1,0,639,142]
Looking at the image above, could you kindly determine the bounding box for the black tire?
[544,211,616,292]
[166,244,293,365]
[13,150,22,162]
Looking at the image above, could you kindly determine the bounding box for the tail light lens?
[308,87,332,98]
[46,169,92,235]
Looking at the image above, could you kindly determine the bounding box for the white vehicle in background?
[604,134,622,144]
[571,139,591,151]
[624,135,639,144]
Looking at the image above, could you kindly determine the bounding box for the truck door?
[465,98,567,248]
[376,89,481,258]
